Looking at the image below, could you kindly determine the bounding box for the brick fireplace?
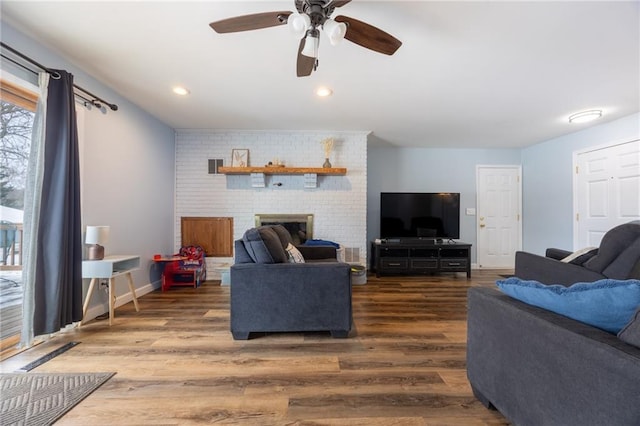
[255,213,313,245]
[174,129,368,275]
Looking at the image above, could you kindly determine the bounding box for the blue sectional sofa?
[230,224,352,340]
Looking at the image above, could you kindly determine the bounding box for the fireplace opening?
[255,214,313,245]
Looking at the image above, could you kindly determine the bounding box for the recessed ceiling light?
[568,109,602,124]
[172,86,190,96]
[316,86,333,97]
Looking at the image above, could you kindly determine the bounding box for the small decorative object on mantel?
[231,149,249,167]
[265,159,285,167]
[321,137,334,168]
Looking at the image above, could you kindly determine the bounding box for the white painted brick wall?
[175,130,368,274]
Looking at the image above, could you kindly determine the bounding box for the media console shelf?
[372,240,471,278]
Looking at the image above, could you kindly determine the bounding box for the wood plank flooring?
[0,270,511,425]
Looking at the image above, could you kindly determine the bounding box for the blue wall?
[368,113,640,264]
[522,113,640,254]
[1,22,176,316]
[367,147,521,263]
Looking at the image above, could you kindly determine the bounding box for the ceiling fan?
[209,0,402,77]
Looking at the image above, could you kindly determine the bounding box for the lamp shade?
[288,12,310,38]
[85,226,110,245]
[301,29,320,58]
[323,18,347,46]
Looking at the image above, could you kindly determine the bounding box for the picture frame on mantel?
[231,149,249,167]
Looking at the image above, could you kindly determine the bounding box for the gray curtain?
[30,69,83,336]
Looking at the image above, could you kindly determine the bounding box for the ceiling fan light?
[568,109,603,124]
[288,12,310,38]
[301,31,319,58]
[323,18,347,46]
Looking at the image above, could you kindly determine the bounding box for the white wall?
[2,22,176,317]
[521,112,640,254]
[175,130,368,272]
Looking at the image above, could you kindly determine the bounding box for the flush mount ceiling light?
[568,109,602,124]
[172,86,190,96]
[316,86,333,97]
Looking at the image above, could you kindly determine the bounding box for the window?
[0,76,37,356]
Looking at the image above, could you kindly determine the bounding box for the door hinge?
[517,214,520,221]
[575,165,579,174]
[576,213,580,221]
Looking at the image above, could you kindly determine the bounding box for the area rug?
[0,372,115,425]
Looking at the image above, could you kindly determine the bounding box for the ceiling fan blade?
[334,15,402,55]
[297,39,315,77]
[210,11,292,33]
[328,0,352,8]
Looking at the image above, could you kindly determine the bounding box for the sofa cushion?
[242,227,288,264]
[561,247,598,265]
[602,238,640,279]
[270,224,293,248]
[618,306,640,349]
[234,240,254,264]
[285,243,305,263]
[496,277,640,333]
[583,221,640,273]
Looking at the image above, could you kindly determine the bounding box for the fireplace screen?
[255,214,313,245]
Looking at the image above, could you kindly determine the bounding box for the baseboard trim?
[83,281,160,323]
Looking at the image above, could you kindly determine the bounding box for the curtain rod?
[1,51,97,108]
[1,42,118,111]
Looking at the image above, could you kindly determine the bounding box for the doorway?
[476,165,522,269]
[573,139,640,248]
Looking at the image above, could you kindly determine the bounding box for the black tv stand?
[384,237,457,245]
[372,240,471,278]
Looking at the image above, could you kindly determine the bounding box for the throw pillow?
[618,306,640,349]
[561,246,598,265]
[496,277,640,333]
[285,243,305,263]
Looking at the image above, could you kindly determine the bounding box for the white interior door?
[574,139,640,248]
[476,166,522,268]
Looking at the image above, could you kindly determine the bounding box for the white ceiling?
[2,1,638,148]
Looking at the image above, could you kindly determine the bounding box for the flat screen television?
[380,192,460,240]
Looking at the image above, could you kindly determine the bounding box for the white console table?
[82,255,141,325]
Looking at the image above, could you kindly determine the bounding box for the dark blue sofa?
[514,221,640,285]
[230,225,352,340]
[467,286,640,425]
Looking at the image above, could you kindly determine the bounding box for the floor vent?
[16,341,80,372]
[344,247,360,263]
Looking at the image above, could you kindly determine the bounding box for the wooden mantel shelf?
[218,166,347,175]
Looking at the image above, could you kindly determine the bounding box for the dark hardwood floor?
[0,270,511,425]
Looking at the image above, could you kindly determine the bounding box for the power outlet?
[99,280,109,291]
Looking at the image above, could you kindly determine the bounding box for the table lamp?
[86,225,109,260]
